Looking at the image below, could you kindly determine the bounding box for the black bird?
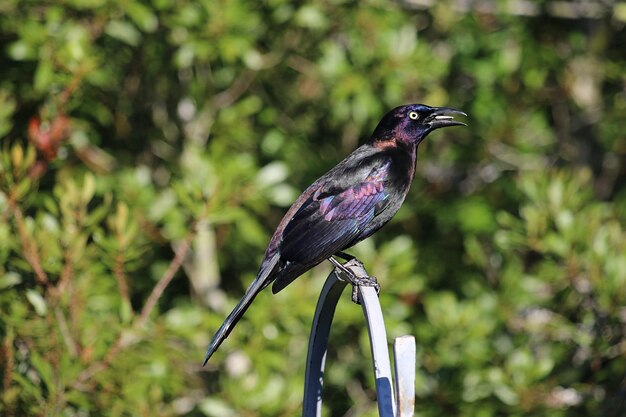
[204,104,466,364]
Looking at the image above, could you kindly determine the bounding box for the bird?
[203,103,466,365]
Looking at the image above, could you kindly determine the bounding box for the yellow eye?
[409,111,419,120]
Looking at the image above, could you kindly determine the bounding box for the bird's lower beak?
[428,107,467,129]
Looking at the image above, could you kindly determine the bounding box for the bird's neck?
[371,138,418,185]
[372,137,417,157]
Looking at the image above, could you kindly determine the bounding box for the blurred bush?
[0,0,625,416]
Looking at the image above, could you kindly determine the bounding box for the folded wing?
[272,159,391,292]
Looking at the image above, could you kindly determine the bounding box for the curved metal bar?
[302,260,417,417]
[357,283,396,417]
[302,272,347,417]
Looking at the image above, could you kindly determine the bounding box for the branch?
[10,202,49,287]
[72,233,193,388]
[137,235,192,328]
[1,328,15,417]
[54,307,78,358]
[212,70,256,110]
[58,245,74,292]
[113,252,131,310]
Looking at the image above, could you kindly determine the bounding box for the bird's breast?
[384,148,417,193]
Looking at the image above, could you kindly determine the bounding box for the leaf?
[294,5,328,30]
[34,60,54,92]
[11,143,23,169]
[115,202,129,234]
[81,173,96,203]
[255,161,289,187]
[198,398,236,417]
[30,352,55,394]
[105,20,141,46]
[26,289,47,315]
[14,178,32,201]
[7,40,35,60]
[127,2,158,33]
[0,272,22,289]
[0,90,16,137]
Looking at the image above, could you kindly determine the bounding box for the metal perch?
[302,259,417,417]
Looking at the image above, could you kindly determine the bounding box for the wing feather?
[279,160,391,264]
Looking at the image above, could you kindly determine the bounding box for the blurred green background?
[1,0,625,416]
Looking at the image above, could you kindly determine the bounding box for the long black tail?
[203,255,279,365]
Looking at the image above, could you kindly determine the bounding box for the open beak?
[427,107,467,129]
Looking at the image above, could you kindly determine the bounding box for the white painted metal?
[394,336,416,417]
[302,261,417,417]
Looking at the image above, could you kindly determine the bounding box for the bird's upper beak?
[427,107,467,129]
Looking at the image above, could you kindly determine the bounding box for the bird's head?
[371,104,467,146]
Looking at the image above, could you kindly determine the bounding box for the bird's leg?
[334,252,367,274]
[335,251,356,262]
[328,256,380,304]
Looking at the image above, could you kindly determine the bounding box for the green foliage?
[1,0,625,416]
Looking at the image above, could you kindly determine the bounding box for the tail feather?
[271,261,309,294]
[203,254,279,365]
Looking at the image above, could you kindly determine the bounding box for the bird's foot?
[328,256,380,304]
[349,275,380,304]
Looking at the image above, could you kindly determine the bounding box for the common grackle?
[204,104,466,364]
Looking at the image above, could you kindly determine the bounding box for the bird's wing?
[278,158,392,264]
